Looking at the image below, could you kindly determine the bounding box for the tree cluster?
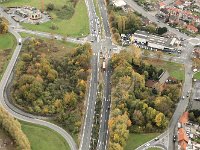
[0,106,30,150]
[108,46,181,149]
[12,38,92,134]
[189,110,200,124]
[0,18,8,34]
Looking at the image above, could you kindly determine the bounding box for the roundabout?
[188,38,200,46]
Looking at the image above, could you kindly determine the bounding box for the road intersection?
[0,0,199,149]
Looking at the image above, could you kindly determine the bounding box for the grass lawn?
[0,33,16,50]
[194,72,200,80]
[147,148,162,150]
[2,0,89,37]
[21,121,70,150]
[0,33,16,79]
[144,58,185,81]
[125,133,160,150]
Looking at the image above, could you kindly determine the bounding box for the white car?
[145,143,150,147]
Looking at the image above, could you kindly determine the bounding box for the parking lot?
[191,81,200,110]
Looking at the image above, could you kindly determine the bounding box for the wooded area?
[108,46,182,150]
[12,38,92,135]
[0,106,30,150]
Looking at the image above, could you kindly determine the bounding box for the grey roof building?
[133,30,177,51]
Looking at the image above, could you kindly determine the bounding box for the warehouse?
[132,30,177,51]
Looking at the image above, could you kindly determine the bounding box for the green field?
[21,121,70,150]
[2,0,89,37]
[125,133,160,150]
[0,33,16,79]
[1,0,70,7]
[144,58,185,81]
[194,72,200,80]
[147,148,162,150]
[0,33,16,50]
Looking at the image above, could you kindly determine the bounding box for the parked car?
[145,143,150,147]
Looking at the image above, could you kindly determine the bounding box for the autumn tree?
[0,18,8,34]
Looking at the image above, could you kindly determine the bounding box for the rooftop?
[133,30,149,39]
[179,112,189,124]
[159,71,170,84]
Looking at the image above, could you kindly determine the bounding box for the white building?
[113,0,126,7]
[132,30,177,51]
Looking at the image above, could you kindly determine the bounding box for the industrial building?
[132,30,178,51]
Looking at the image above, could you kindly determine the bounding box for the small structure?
[30,9,42,20]
[193,81,200,101]
[159,2,166,9]
[145,71,170,92]
[112,0,126,7]
[158,71,170,84]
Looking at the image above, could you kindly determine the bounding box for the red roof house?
[159,2,166,9]
[178,128,189,150]
[186,24,198,33]
[179,112,189,124]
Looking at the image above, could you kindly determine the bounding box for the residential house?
[169,14,179,24]
[154,71,170,91]
[159,2,166,9]
[186,24,198,33]
[145,71,170,92]
[174,0,185,9]
[178,112,189,150]
[178,128,189,150]
[179,112,189,125]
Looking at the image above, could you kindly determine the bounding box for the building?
[186,24,198,33]
[15,7,42,20]
[132,30,149,44]
[178,128,189,150]
[145,71,170,92]
[132,30,178,51]
[112,0,126,7]
[178,112,189,150]
[159,2,166,9]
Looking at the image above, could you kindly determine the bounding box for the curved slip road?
[0,29,77,150]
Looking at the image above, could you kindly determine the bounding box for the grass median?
[20,121,70,150]
[0,33,16,80]
[125,133,160,150]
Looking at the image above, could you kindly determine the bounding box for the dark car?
[173,135,177,142]
[154,137,159,141]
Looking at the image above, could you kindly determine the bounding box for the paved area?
[188,38,200,46]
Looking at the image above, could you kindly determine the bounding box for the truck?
[18,38,22,45]
[102,61,106,71]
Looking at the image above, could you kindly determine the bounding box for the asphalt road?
[0,29,78,150]
[15,28,87,44]
[79,0,102,149]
